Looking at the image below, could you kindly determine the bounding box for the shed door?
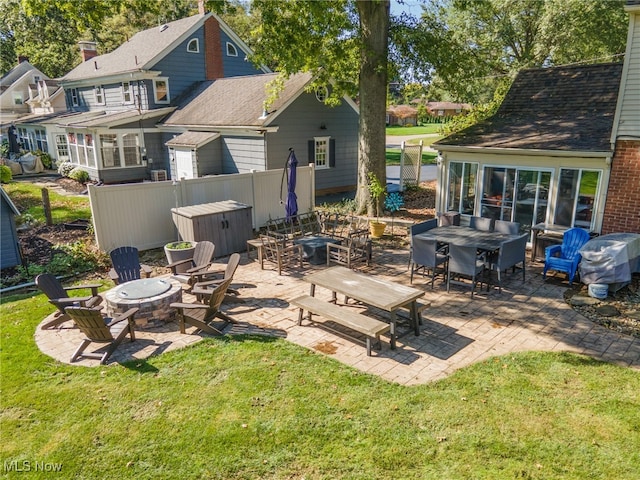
[175,150,195,179]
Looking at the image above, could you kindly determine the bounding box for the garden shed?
[1,187,22,269]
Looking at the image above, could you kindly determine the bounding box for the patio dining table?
[303,266,425,348]
[414,225,517,252]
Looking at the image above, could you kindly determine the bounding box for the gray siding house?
[15,10,268,184]
[1,188,22,270]
[161,72,360,195]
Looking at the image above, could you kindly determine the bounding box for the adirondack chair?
[167,241,215,286]
[108,246,153,285]
[170,277,235,335]
[65,306,138,364]
[35,273,103,329]
[192,253,241,299]
[543,227,590,285]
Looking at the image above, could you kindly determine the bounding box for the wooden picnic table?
[302,266,425,349]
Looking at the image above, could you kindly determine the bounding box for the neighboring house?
[425,101,471,118]
[386,105,418,126]
[0,59,49,144]
[161,72,360,195]
[434,0,640,236]
[433,62,623,236]
[604,0,640,234]
[14,8,268,183]
[0,187,22,270]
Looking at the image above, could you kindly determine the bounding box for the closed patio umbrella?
[284,149,298,221]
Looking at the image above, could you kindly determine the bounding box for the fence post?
[41,188,52,226]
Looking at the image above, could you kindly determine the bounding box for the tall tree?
[251,0,390,216]
[409,0,628,104]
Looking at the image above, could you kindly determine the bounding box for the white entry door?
[175,150,195,179]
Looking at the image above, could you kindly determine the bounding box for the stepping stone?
[569,295,601,306]
[595,305,620,317]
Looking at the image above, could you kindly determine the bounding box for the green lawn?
[2,291,639,479]
[386,124,444,136]
[386,149,438,165]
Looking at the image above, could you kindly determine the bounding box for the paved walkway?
[35,245,640,385]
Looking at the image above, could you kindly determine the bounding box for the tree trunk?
[355,0,390,217]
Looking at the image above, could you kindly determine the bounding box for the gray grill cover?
[579,233,640,290]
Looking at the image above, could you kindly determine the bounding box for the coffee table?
[105,278,182,330]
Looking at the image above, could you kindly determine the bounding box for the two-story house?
[15,9,268,183]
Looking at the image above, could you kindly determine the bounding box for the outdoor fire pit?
[104,278,182,330]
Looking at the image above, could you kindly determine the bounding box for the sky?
[390,0,425,18]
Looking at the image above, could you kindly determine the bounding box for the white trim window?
[122,133,141,166]
[314,137,330,169]
[18,128,30,150]
[13,93,23,105]
[67,133,78,164]
[315,86,328,102]
[85,134,96,167]
[94,85,104,105]
[100,134,120,168]
[35,129,48,152]
[447,162,478,215]
[187,38,199,53]
[76,133,87,166]
[226,42,238,57]
[153,78,170,104]
[70,88,79,107]
[554,168,601,230]
[121,82,133,104]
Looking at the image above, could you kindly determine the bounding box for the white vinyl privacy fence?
[88,165,315,252]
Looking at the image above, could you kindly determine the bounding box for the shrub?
[57,161,75,177]
[0,164,12,183]
[0,139,9,158]
[34,150,53,169]
[68,167,89,184]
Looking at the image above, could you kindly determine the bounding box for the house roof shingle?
[162,72,313,128]
[61,14,205,82]
[435,63,623,153]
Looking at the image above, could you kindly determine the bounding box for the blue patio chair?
[543,228,590,285]
[109,246,153,285]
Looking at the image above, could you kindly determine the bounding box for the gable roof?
[435,63,623,153]
[162,72,314,128]
[62,14,207,82]
[1,187,20,215]
[1,61,41,88]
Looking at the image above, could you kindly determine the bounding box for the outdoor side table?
[294,236,341,265]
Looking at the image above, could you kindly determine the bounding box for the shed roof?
[435,63,623,153]
[1,187,20,215]
[166,131,220,148]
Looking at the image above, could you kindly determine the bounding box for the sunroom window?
[554,168,601,230]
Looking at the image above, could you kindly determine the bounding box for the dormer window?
[122,82,133,104]
[226,42,238,57]
[70,88,79,107]
[187,38,199,53]
[94,85,104,105]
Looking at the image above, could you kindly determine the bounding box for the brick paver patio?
[35,246,640,385]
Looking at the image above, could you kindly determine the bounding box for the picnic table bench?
[290,294,390,356]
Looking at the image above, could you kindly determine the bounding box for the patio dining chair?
[410,236,448,288]
[35,273,103,329]
[65,306,138,365]
[543,227,590,285]
[109,246,153,285]
[170,277,235,335]
[447,244,487,297]
[407,218,438,268]
[469,216,495,232]
[168,240,216,286]
[487,233,528,293]
[494,219,520,235]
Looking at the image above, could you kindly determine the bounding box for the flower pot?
[164,241,196,274]
[369,221,387,238]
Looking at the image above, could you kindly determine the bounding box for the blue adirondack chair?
[543,228,590,285]
[109,246,153,284]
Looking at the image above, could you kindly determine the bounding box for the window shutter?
[308,140,314,164]
[329,139,336,168]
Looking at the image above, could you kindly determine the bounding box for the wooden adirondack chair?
[167,241,215,286]
[170,277,235,335]
[35,273,103,329]
[65,306,138,364]
[109,246,152,285]
[193,253,241,298]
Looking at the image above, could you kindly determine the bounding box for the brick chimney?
[204,16,224,80]
[17,55,29,64]
[78,41,98,62]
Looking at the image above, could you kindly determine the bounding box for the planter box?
[164,241,196,274]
